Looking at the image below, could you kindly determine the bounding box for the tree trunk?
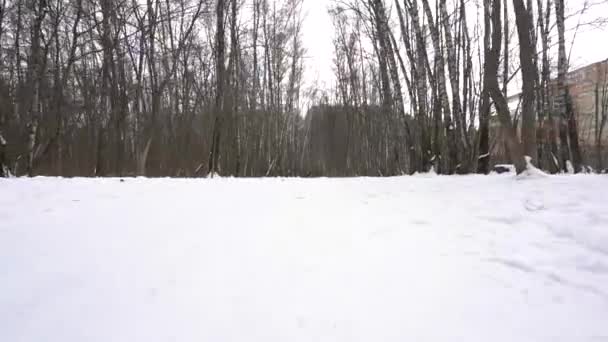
[478,3,492,174]
[208,0,226,176]
[95,126,106,177]
[486,0,526,173]
[400,0,431,172]
[439,0,469,167]
[0,130,8,177]
[421,0,457,173]
[25,0,47,177]
[512,0,538,164]
[556,0,583,173]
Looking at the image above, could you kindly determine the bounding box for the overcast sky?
[301,1,334,91]
[566,1,608,68]
[299,0,608,98]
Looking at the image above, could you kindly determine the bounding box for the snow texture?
[1,175,608,342]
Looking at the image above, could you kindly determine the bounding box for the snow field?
[1,175,608,341]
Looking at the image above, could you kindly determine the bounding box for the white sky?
[566,0,608,69]
[301,1,335,92]
[299,0,608,96]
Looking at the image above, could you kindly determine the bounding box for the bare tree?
[486,0,526,173]
[594,68,608,170]
[512,0,538,164]
[478,0,492,174]
[208,0,226,176]
[24,0,48,176]
[556,0,583,173]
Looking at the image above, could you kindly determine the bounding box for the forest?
[0,0,607,177]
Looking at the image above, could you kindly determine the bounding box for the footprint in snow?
[524,198,546,212]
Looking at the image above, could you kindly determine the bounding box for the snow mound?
[517,156,549,179]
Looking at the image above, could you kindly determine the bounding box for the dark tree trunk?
[478,4,491,174]
[0,131,7,177]
[208,0,226,176]
[486,0,526,173]
[421,0,457,174]
[512,0,538,164]
[556,0,583,173]
[25,0,47,177]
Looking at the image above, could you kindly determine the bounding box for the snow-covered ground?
[1,175,608,342]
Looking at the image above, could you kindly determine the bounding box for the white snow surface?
[1,175,608,342]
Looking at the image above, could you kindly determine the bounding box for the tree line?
[320,0,608,176]
[0,0,606,177]
[0,0,306,177]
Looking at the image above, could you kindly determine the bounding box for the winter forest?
[3,1,608,340]
[0,0,607,178]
